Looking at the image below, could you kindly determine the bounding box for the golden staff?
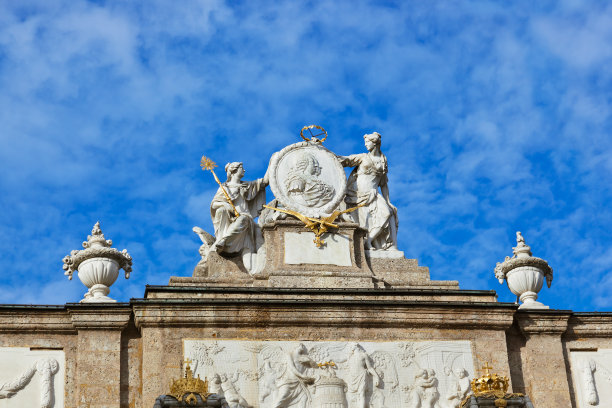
[200,156,240,218]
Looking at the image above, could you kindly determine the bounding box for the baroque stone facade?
[1,130,611,408]
[2,292,612,407]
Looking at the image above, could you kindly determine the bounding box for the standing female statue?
[210,162,268,275]
[340,132,399,251]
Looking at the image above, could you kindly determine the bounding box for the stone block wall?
[0,293,611,407]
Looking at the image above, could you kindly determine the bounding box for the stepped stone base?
[183,220,458,289]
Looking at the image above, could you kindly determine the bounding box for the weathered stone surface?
[2,292,612,408]
[367,256,460,289]
[145,286,498,302]
[69,304,131,408]
[515,310,572,408]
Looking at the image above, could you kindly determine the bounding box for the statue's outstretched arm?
[338,153,363,167]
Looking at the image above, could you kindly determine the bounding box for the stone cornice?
[132,299,516,330]
[516,309,572,335]
[565,313,612,338]
[0,306,75,333]
[67,303,132,330]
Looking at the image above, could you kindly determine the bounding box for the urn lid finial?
[83,221,113,249]
[512,231,532,258]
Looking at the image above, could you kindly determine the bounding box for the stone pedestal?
[176,220,458,289]
[367,256,459,289]
[259,220,374,288]
[69,304,131,408]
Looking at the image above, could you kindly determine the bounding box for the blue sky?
[1,0,611,310]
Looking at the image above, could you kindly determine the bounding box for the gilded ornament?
[263,203,364,247]
[200,156,240,218]
[168,359,210,404]
[300,124,327,142]
[470,362,509,396]
[461,362,525,407]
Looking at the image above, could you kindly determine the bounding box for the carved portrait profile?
[268,142,347,218]
[284,152,335,207]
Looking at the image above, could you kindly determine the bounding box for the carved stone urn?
[62,222,132,302]
[312,376,348,408]
[494,232,553,309]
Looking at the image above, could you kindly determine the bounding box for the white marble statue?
[272,343,318,408]
[346,343,381,408]
[210,162,268,275]
[340,132,399,252]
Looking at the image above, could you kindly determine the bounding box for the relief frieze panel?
[184,340,474,408]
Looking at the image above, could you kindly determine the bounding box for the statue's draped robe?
[272,352,313,408]
[210,179,266,274]
[342,153,398,250]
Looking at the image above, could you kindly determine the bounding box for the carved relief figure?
[210,373,224,396]
[259,361,279,404]
[346,343,381,408]
[579,359,599,406]
[221,373,252,408]
[340,132,399,251]
[0,358,59,408]
[285,153,335,207]
[443,367,471,408]
[407,369,441,408]
[272,343,318,408]
[210,162,268,275]
[369,351,401,407]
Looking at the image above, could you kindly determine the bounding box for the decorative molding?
[68,306,131,330]
[516,311,571,335]
[133,301,515,330]
[566,314,612,338]
[0,309,74,334]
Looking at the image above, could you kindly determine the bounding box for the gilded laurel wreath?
[300,124,328,142]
